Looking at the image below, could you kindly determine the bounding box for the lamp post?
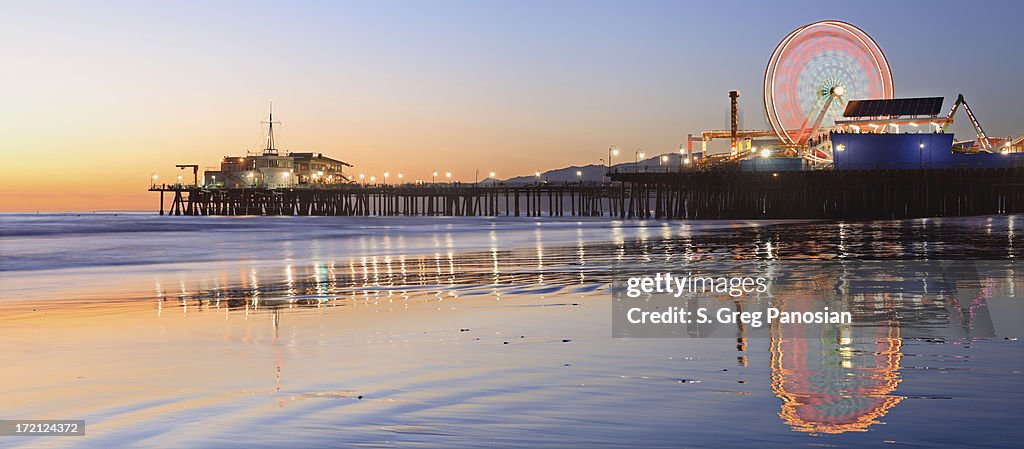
[445,171,451,185]
[576,170,583,184]
[151,173,158,188]
[635,149,644,171]
[383,171,390,185]
[359,173,365,186]
[608,145,618,170]
[919,142,925,169]
[398,172,404,184]
[534,171,541,185]
[432,170,437,184]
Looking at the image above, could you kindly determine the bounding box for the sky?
[1,0,1021,211]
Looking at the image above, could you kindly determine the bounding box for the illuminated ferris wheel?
[763,21,894,151]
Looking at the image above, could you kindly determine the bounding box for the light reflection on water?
[146,217,1019,441]
[0,214,1021,448]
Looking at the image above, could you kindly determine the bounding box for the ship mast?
[261,100,280,155]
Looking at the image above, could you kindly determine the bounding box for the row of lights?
[355,170,505,184]
[607,145,698,167]
[153,141,1015,186]
[835,141,1013,154]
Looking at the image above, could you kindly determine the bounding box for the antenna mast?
[261,100,281,155]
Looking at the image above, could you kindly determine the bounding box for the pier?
[151,166,1024,220]
[151,184,617,217]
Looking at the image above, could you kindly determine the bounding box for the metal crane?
[942,93,993,151]
[175,164,199,185]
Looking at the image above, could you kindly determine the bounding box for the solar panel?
[843,97,944,118]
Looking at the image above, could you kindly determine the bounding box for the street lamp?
[660,155,668,166]
[151,173,158,187]
[398,172,404,182]
[359,173,365,186]
[576,170,583,183]
[608,145,618,169]
[445,171,452,184]
[384,171,390,185]
[635,148,644,169]
[489,171,496,186]
[432,170,437,183]
[370,175,376,184]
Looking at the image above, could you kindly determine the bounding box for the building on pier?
[202,105,353,188]
[205,153,295,188]
[290,152,353,185]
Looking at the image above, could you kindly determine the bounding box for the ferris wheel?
[763,21,894,152]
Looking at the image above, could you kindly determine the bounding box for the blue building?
[830,133,1024,170]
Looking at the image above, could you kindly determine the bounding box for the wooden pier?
[150,184,617,217]
[151,167,1024,219]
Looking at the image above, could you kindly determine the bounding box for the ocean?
[0,213,1021,448]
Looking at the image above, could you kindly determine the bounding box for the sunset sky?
[2,0,1021,211]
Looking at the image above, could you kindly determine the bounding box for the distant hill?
[500,153,688,185]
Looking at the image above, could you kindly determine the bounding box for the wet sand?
[1,214,1022,448]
